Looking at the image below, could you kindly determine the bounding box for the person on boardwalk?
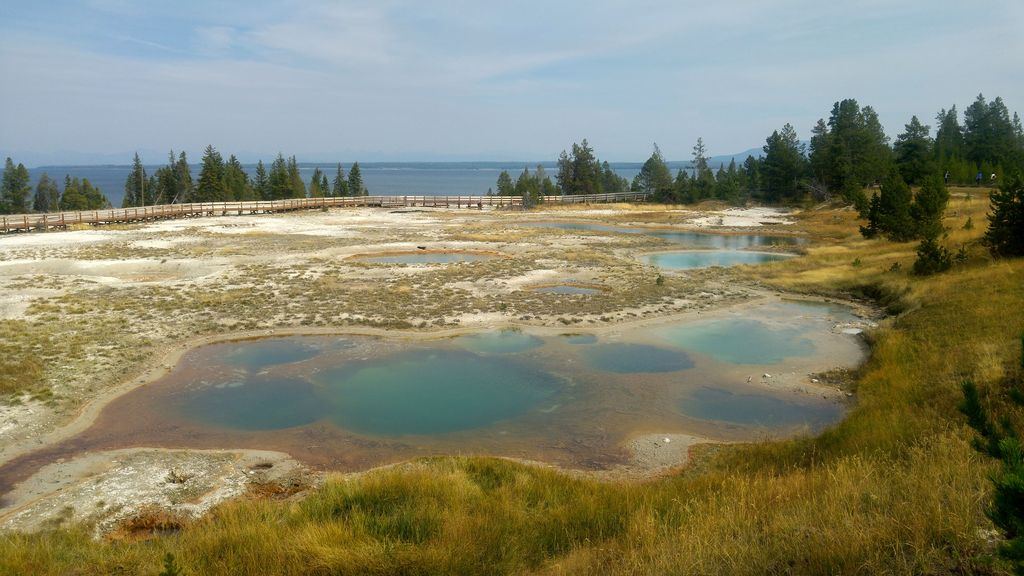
[944,170,950,185]
[976,171,983,186]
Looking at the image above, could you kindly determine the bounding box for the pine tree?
[912,234,953,275]
[514,167,542,207]
[223,155,252,200]
[934,106,964,163]
[807,99,892,205]
[60,176,85,210]
[959,341,1024,570]
[910,175,949,239]
[555,150,572,195]
[32,173,60,213]
[348,162,365,196]
[808,119,831,186]
[600,161,628,194]
[60,175,108,210]
[555,139,607,196]
[495,170,514,196]
[332,163,349,197]
[859,106,893,185]
[151,151,177,206]
[308,167,325,198]
[673,169,693,203]
[254,160,270,200]
[741,155,760,195]
[573,140,602,195]
[761,124,806,203]
[1,157,31,214]
[634,143,674,202]
[964,94,997,166]
[81,179,109,209]
[320,174,330,199]
[537,164,556,197]
[196,145,226,202]
[715,158,742,203]
[984,173,1024,257]
[877,172,915,241]
[173,152,193,203]
[287,156,306,198]
[860,192,882,238]
[122,152,147,208]
[687,137,714,201]
[269,154,291,200]
[894,116,935,185]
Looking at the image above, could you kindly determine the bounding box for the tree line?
[491,139,633,206]
[121,146,368,207]
[625,93,1023,209]
[1,157,111,215]
[0,147,373,215]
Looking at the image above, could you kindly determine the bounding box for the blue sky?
[1,0,1022,165]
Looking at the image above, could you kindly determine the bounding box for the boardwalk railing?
[0,192,650,233]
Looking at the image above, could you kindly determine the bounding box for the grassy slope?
[2,190,1022,575]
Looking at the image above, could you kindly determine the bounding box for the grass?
[2,193,1022,573]
[0,321,47,396]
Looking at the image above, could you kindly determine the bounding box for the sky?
[1,0,1022,166]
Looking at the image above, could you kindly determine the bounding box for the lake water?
[0,300,864,490]
[642,251,793,270]
[27,162,649,209]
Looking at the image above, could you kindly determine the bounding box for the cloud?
[244,3,400,68]
[193,26,237,56]
[0,1,1022,162]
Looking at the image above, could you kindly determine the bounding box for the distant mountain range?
[706,147,766,168]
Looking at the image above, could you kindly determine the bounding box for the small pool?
[524,222,803,248]
[643,250,792,270]
[533,285,601,295]
[355,252,493,264]
[679,386,841,428]
[651,300,855,364]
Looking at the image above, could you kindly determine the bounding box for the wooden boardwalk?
[0,192,650,234]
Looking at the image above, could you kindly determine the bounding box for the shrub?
[913,235,953,276]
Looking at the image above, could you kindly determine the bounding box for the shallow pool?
[642,250,793,270]
[533,285,601,296]
[524,222,803,248]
